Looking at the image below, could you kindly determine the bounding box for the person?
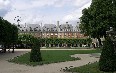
[92,43,95,48]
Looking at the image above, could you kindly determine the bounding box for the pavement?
[0,49,99,73]
[1,48,94,51]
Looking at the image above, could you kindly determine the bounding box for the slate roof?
[42,24,57,32]
[59,24,73,31]
[18,23,79,32]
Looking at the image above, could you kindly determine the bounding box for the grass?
[8,50,101,66]
[67,62,113,73]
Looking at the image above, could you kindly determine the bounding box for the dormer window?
[34,28,37,31]
[30,29,33,31]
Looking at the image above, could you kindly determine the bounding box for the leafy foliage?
[99,38,116,72]
[80,0,113,37]
[40,38,92,45]
[79,0,115,46]
[18,34,92,48]
[0,17,18,52]
[30,38,42,62]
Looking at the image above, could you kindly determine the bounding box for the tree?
[18,34,36,48]
[17,34,42,62]
[30,38,42,62]
[112,0,116,30]
[11,25,18,53]
[80,0,113,47]
[99,37,116,73]
[0,17,18,53]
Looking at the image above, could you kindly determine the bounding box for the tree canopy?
[79,0,115,46]
[0,17,18,52]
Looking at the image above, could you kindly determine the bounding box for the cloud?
[4,10,43,25]
[2,0,92,26]
[0,0,11,16]
[62,0,91,23]
[11,0,58,11]
[73,0,91,8]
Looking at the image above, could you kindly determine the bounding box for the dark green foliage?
[0,17,18,52]
[18,35,91,45]
[18,34,34,44]
[18,34,92,48]
[30,38,42,62]
[40,38,92,45]
[99,38,116,72]
[112,0,116,30]
[80,0,115,46]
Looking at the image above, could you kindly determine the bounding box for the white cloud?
[4,10,43,25]
[62,0,91,23]
[11,0,58,11]
[73,0,91,7]
[0,0,10,9]
[0,0,11,16]
[2,0,92,26]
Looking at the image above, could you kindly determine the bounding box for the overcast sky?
[0,0,91,26]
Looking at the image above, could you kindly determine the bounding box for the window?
[55,33,58,35]
[51,33,53,35]
[60,29,62,31]
[59,33,61,35]
[34,28,37,31]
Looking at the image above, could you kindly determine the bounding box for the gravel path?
[0,49,99,73]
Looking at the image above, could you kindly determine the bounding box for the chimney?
[66,22,68,31]
[57,21,59,31]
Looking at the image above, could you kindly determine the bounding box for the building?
[18,21,87,39]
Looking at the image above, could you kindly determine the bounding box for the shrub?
[30,38,42,62]
[99,37,116,72]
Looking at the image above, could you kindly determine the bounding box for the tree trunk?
[12,44,14,53]
[4,44,6,53]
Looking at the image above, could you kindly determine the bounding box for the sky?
[0,0,92,26]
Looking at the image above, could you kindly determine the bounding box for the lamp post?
[14,16,21,27]
[106,27,116,53]
[41,22,43,38]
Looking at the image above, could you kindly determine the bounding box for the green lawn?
[68,62,113,73]
[9,50,101,66]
